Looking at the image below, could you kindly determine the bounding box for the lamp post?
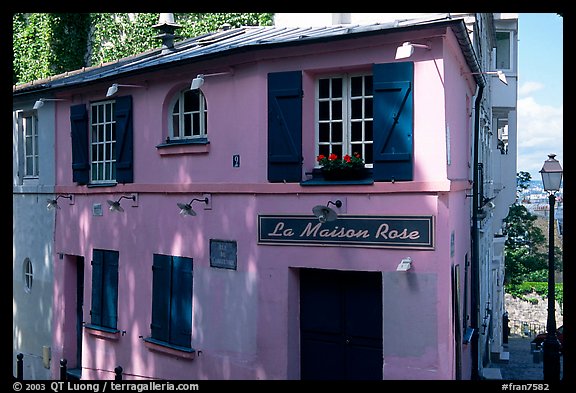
[539,154,563,380]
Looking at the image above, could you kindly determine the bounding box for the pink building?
[19,18,503,380]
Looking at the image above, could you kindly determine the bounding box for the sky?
[516,13,563,180]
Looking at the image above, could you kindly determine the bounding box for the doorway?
[300,268,383,380]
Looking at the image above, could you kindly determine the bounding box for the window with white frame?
[316,74,373,165]
[90,100,116,183]
[170,89,208,141]
[20,111,39,178]
[495,31,512,71]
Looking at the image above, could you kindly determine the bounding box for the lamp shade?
[540,154,563,192]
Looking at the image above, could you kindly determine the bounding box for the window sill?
[301,169,374,186]
[156,139,210,156]
[143,337,196,360]
[84,324,121,340]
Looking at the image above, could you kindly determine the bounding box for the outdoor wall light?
[177,197,209,217]
[312,200,342,223]
[106,83,144,97]
[107,195,137,212]
[464,70,508,85]
[33,98,68,110]
[46,194,73,210]
[395,41,431,60]
[190,71,233,90]
[396,257,413,272]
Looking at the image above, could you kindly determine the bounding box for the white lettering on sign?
[375,223,420,240]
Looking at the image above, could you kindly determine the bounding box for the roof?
[13,17,484,95]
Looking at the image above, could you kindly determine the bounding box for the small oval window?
[23,258,33,293]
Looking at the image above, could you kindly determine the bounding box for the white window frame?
[315,73,373,167]
[20,111,39,179]
[90,100,116,184]
[169,89,208,141]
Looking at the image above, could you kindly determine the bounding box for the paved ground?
[498,334,564,380]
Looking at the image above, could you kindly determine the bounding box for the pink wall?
[52,26,475,380]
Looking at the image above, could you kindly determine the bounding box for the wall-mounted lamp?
[33,98,68,110]
[395,41,431,60]
[107,195,137,212]
[106,83,145,98]
[46,194,73,210]
[312,200,342,223]
[396,257,413,272]
[464,70,508,85]
[177,197,209,217]
[190,71,233,90]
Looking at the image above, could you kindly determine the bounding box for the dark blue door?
[300,269,383,380]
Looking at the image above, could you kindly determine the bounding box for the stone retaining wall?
[505,292,563,337]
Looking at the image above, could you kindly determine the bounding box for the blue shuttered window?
[150,254,193,349]
[90,249,119,330]
[267,71,303,182]
[372,62,414,181]
[69,96,133,185]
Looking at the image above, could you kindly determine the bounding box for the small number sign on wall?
[233,155,240,167]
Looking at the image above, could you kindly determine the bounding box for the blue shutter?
[372,62,414,181]
[102,250,119,329]
[151,254,171,343]
[90,250,104,326]
[70,104,89,184]
[267,71,303,182]
[170,257,193,348]
[114,95,133,183]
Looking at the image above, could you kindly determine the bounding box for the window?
[23,258,33,293]
[18,111,39,178]
[495,31,512,70]
[88,249,119,331]
[90,101,116,183]
[71,96,133,185]
[316,74,373,166]
[149,254,193,350]
[268,63,414,184]
[169,89,208,141]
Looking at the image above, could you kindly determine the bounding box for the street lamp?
[539,153,563,380]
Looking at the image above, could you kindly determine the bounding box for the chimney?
[153,13,182,54]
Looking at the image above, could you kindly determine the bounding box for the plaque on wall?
[210,239,237,270]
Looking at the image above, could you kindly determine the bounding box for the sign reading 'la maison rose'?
[258,215,434,249]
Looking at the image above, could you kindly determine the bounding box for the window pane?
[496,31,511,69]
[364,143,373,164]
[319,79,330,99]
[172,98,180,114]
[331,78,342,98]
[26,159,33,176]
[331,122,343,142]
[319,144,330,157]
[318,101,329,120]
[184,114,192,137]
[351,121,363,141]
[351,76,363,97]
[351,98,362,119]
[192,113,200,136]
[332,144,342,158]
[97,105,104,123]
[172,115,179,138]
[365,121,373,141]
[365,97,373,118]
[331,100,342,120]
[184,90,198,112]
[319,123,330,142]
[365,76,373,96]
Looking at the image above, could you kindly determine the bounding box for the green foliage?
[13,13,274,86]
[506,281,563,309]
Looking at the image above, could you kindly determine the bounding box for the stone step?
[482,367,503,380]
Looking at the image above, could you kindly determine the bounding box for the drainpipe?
[470,83,484,380]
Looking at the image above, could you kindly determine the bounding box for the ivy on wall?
[13,13,274,86]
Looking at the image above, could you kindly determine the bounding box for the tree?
[13,13,274,85]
